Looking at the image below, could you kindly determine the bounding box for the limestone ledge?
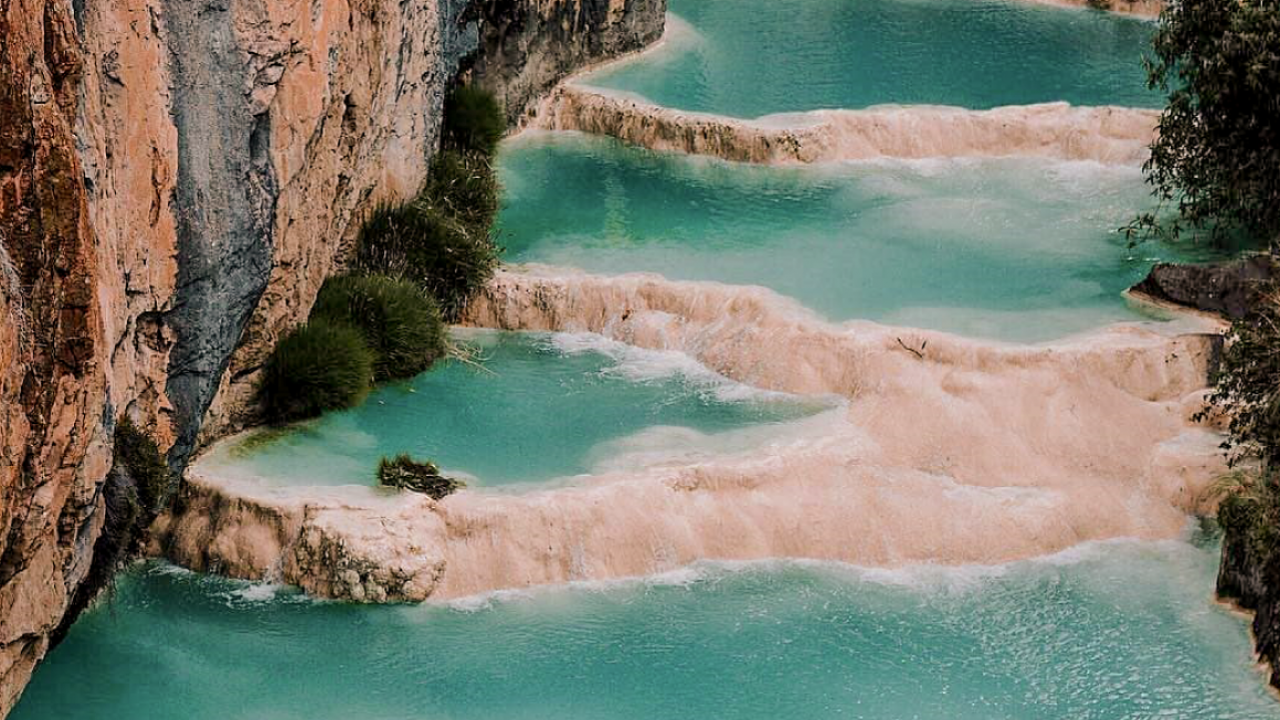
[158,268,1228,603]
[533,84,1161,164]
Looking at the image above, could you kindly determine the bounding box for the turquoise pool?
[203,329,828,488]
[583,0,1160,118]
[14,535,1275,719]
[499,133,1231,342]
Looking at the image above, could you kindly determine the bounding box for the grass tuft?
[312,274,447,381]
[377,453,466,499]
[258,319,374,423]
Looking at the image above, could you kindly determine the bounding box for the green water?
[499,133,1233,342]
[584,0,1160,117]
[15,537,1278,719]
[205,329,828,488]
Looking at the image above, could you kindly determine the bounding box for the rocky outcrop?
[1217,527,1280,688]
[534,85,1161,164]
[0,0,661,713]
[466,0,666,124]
[198,0,665,445]
[1131,254,1277,320]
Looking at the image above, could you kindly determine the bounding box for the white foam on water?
[441,587,538,613]
[547,330,819,406]
[583,406,854,476]
[419,537,1204,616]
[224,581,287,603]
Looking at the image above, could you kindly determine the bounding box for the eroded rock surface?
[160,269,1228,603]
[468,0,666,123]
[535,84,1161,164]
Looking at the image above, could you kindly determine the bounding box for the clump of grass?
[311,274,447,380]
[421,149,501,234]
[259,86,505,424]
[354,198,499,323]
[442,85,505,157]
[258,319,374,423]
[114,416,175,514]
[377,453,465,499]
[355,86,504,321]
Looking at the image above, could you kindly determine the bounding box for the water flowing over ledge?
[528,85,1160,164]
[157,268,1228,603]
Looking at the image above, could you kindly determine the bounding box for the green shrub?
[377,453,465,499]
[1213,471,1280,562]
[1128,0,1280,245]
[354,200,500,322]
[312,274,447,381]
[114,417,174,514]
[422,149,501,234]
[1197,297,1280,468]
[442,85,505,157]
[353,85,505,322]
[259,319,374,423]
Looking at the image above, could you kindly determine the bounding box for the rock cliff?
[0,0,664,713]
[1217,522,1280,688]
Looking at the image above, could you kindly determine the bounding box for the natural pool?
[17,0,1275,716]
[201,329,829,489]
[499,133,1232,342]
[582,0,1160,118]
[14,535,1276,719]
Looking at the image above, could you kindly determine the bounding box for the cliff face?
[0,0,664,713]
[1217,528,1280,688]
[466,0,665,123]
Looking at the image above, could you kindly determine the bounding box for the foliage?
[377,453,466,499]
[311,274,447,381]
[352,85,504,321]
[259,319,374,423]
[354,196,500,323]
[113,417,175,514]
[421,149,502,234]
[442,85,505,157]
[1197,297,1280,468]
[1128,0,1280,245]
[1211,470,1280,560]
[1200,291,1280,566]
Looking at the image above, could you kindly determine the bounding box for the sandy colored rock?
[535,84,1161,164]
[162,268,1228,602]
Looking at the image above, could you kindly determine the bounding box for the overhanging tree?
[1131,0,1280,245]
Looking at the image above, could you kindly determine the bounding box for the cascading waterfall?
[16,0,1280,716]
